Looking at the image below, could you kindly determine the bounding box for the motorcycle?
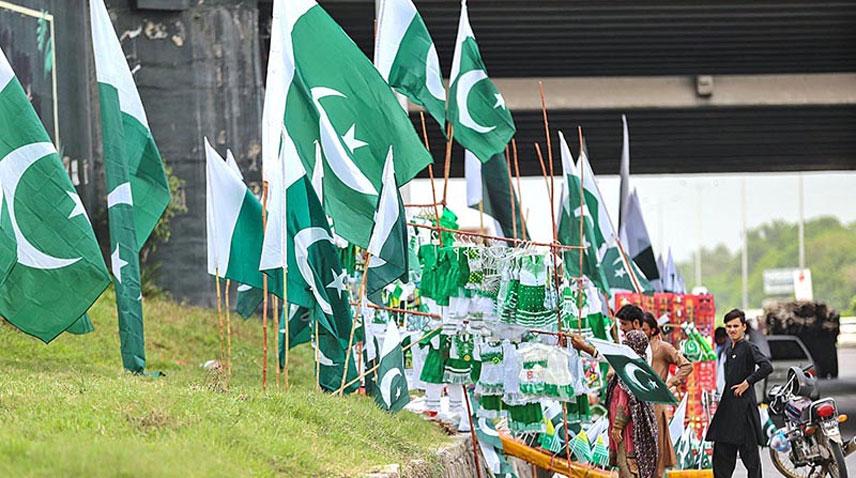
[767,365,848,478]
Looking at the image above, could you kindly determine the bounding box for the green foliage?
[679,217,856,315]
[140,165,187,298]
[0,292,448,477]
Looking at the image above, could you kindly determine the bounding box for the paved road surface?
[731,347,856,477]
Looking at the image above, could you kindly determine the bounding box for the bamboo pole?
[419,111,442,225]
[261,182,270,390]
[442,124,454,204]
[315,318,321,392]
[339,251,370,395]
[577,127,587,332]
[225,279,232,379]
[500,434,617,478]
[214,270,225,369]
[534,144,557,241]
[462,386,483,478]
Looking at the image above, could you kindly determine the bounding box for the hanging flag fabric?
[619,188,660,285]
[591,338,677,404]
[267,0,432,252]
[669,393,689,445]
[373,321,410,412]
[556,131,609,294]
[91,0,171,373]
[374,0,445,129]
[663,249,679,293]
[234,283,263,318]
[447,0,515,163]
[576,140,652,294]
[204,138,266,291]
[464,150,527,239]
[366,148,409,304]
[281,147,353,348]
[0,46,110,342]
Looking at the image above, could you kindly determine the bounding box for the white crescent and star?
[325,269,348,299]
[624,362,657,392]
[310,87,378,197]
[380,368,403,407]
[455,70,496,134]
[294,226,340,315]
[0,142,82,270]
[111,245,128,283]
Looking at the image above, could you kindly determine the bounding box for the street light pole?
[741,178,749,310]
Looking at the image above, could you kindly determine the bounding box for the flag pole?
[576,127,587,331]
[511,139,527,240]
[339,250,370,395]
[462,386,483,478]
[261,182,270,390]
[534,144,557,241]
[315,318,321,392]
[505,146,517,240]
[442,124,455,205]
[419,111,442,224]
[214,269,225,371]
[538,82,555,218]
[225,279,232,380]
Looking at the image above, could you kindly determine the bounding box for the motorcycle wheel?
[822,440,847,478]
[770,446,819,478]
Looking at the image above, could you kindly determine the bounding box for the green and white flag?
[366,148,408,304]
[91,0,171,373]
[447,0,515,162]
[234,283,263,318]
[465,150,527,239]
[0,46,110,342]
[374,0,445,128]
[374,320,410,412]
[556,131,609,294]
[205,137,265,290]
[576,141,652,294]
[590,338,677,404]
[270,0,432,250]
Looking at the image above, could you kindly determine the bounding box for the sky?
[408,170,856,264]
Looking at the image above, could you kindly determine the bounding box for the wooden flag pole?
[538,82,556,222]
[419,111,442,225]
[461,385,483,478]
[442,124,454,205]
[214,270,225,370]
[534,143,557,241]
[315,318,321,392]
[339,250,370,395]
[576,127,587,333]
[261,182,270,390]
[225,279,233,379]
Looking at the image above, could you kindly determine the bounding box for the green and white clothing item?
[518,343,575,400]
[443,328,476,384]
[506,402,544,434]
[0,46,110,342]
[474,340,505,396]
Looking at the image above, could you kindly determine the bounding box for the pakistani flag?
[374,321,410,412]
[273,0,432,250]
[91,0,171,373]
[620,189,660,286]
[374,0,445,128]
[204,138,265,290]
[556,131,609,294]
[234,283,263,318]
[576,140,652,294]
[591,338,677,404]
[447,0,515,162]
[0,46,110,342]
[465,150,527,239]
[366,148,408,304]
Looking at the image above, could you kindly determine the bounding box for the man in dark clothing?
[706,309,773,478]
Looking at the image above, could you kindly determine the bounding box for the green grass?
[0,290,449,477]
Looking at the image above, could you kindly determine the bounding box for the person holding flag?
[606,330,659,478]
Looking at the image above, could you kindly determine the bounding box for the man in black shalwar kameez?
[706,309,773,478]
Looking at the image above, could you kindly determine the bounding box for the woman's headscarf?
[606,330,659,478]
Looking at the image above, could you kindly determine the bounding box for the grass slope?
[0,291,448,477]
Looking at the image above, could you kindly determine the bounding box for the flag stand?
[261,182,270,390]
